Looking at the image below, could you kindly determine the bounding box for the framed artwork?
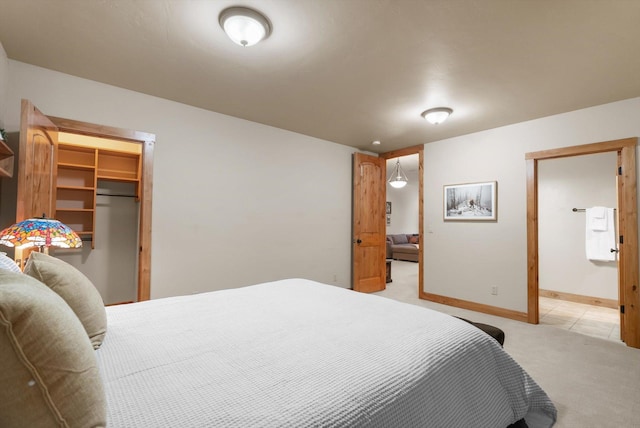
[386,201,392,214]
[444,181,497,221]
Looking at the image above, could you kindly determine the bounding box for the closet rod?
[572,208,616,212]
[96,192,137,198]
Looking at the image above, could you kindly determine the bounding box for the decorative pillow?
[24,252,107,349]
[391,234,409,244]
[409,235,419,244]
[0,252,21,273]
[0,271,106,427]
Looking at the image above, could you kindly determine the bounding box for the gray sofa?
[386,234,419,262]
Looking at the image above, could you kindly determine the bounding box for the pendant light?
[388,158,408,189]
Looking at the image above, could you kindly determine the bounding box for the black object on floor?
[456,317,505,346]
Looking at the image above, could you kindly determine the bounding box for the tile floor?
[539,296,621,343]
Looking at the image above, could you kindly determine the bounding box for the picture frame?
[386,201,392,214]
[443,181,497,221]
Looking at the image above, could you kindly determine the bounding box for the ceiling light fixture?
[372,140,381,146]
[219,6,272,47]
[421,107,453,125]
[388,158,408,189]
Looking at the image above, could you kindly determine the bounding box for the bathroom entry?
[538,152,619,340]
[525,137,639,349]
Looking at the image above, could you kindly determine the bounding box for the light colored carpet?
[376,260,640,428]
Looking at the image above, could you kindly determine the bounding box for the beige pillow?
[24,252,107,349]
[0,271,106,427]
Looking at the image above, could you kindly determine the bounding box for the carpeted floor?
[375,260,640,428]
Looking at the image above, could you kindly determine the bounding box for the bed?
[97,279,556,427]
[1,260,556,427]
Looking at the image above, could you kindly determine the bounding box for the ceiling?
[1,1,639,154]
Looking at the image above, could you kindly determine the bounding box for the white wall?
[386,169,419,235]
[6,60,355,298]
[538,152,618,300]
[424,97,640,313]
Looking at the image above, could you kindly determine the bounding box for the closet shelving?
[55,142,141,248]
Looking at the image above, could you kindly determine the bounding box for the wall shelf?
[0,138,15,178]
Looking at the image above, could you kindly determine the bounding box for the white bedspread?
[97,279,556,427]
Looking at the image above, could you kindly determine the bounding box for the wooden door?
[17,99,58,222]
[352,153,386,292]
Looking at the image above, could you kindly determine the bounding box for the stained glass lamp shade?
[0,218,82,251]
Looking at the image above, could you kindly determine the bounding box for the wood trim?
[49,116,155,143]
[620,145,639,347]
[418,148,424,296]
[137,140,154,301]
[539,289,618,309]
[617,152,626,342]
[379,145,424,160]
[105,300,134,307]
[48,115,155,302]
[422,292,528,322]
[525,138,637,160]
[526,137,639,348]
[526,158,539,323]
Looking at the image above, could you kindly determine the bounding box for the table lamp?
[0,216,82,269]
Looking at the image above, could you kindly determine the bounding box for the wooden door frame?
[379,145,424,298]
[48,116,155,302]
[526,137,639,348]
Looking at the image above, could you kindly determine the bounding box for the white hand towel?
[585,207,616,261]
[588,206,607,231]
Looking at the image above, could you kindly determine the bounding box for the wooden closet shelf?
[56,208,94,213]
[58,162,96,171]
[97,174,138,182]
[56,185,95,191]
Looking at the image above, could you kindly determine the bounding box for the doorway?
[537,152,620,341]
[380,146,424,299]
[526,137,639,348]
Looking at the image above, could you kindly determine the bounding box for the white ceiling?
[1,1,639,154]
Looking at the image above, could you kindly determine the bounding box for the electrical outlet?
[491,286,498,295]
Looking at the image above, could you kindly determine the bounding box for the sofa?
[386,234,419,262]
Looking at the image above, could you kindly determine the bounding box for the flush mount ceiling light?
[421,107,453,125]
[388,158,408,189]
[219,6,272,47]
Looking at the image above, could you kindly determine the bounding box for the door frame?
[48,115,155,302]
[526,137,639,348]
[379,145,424,298]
